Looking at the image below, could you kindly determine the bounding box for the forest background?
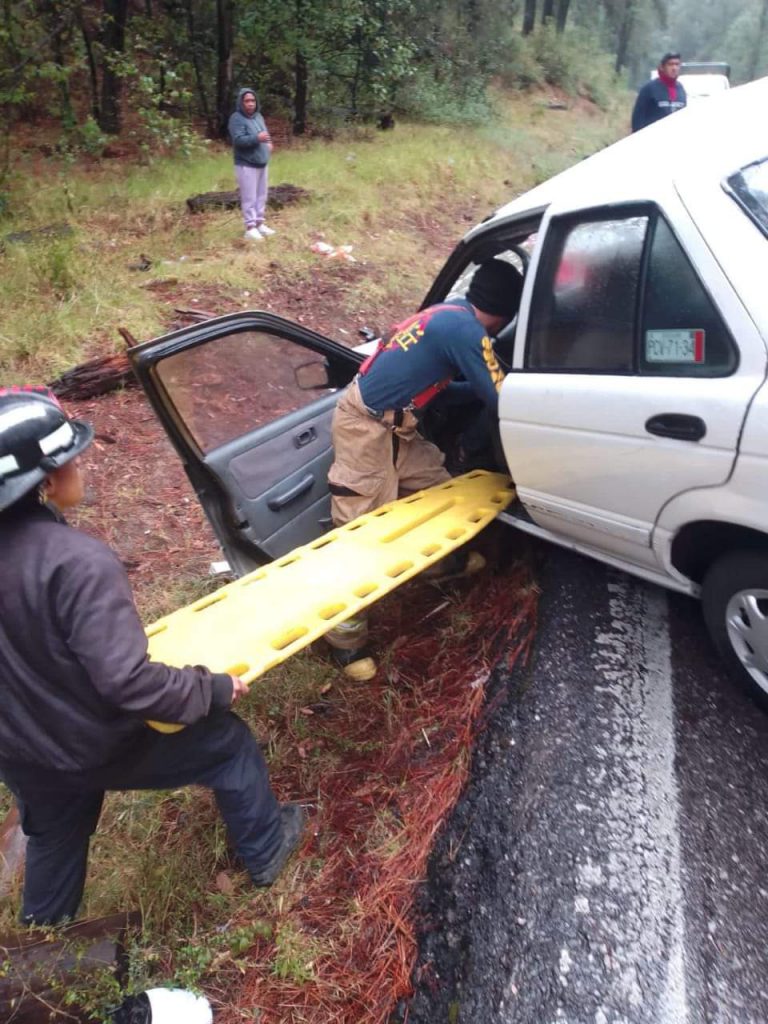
[2,0,768,197]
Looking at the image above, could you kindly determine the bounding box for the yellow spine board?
[146,471,514,732]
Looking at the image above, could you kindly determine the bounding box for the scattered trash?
[209,560,232,576]
[310,240,356,262]
[111,988,212,1024]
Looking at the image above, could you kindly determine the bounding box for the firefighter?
[0,387,305,925]
[326,259,524,680]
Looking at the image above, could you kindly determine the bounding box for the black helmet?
[0,387,94,512]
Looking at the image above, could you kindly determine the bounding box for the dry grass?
[0,91,629,382]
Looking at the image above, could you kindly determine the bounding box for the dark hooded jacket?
[228,88,271,168]
[631,76,687,132]
[0,503,232,773]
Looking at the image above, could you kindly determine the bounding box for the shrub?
[499,24,621,109]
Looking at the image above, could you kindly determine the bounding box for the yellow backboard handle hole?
[354,583,378,598]
[271,626,309,651]
[241,572,266,586]
[145,623,168,638]
[276,555,299,568]
[386,561,414,579]
[192,593,226,612]
[310,536,336,550]
[421,544,441,557]
[446,527,467,540]
[319,603,347,620]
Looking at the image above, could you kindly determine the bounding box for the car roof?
[484,76,768,226]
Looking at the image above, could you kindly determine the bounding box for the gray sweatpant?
[235,163,269,228]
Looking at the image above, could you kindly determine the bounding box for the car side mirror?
[294,359,331,390]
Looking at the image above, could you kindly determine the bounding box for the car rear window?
[725,158,768,239]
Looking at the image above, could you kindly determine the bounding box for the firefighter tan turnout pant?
[328,378,450,526]
[325,379,450,658]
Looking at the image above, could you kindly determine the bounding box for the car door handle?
[645,413,706,442]
[294,426,317,449]
[267,473,315,511]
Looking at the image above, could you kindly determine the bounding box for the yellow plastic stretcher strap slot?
[145,470,515,732]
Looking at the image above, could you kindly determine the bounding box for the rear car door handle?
[267,473,315,511]
[645,413,706,442]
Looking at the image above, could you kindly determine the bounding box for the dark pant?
[1,712,281,925]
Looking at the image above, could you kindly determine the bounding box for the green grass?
[0,90,630,382]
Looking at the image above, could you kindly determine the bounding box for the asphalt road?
[406,540,768,1024]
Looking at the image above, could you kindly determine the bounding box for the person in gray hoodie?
[228,88,275,240]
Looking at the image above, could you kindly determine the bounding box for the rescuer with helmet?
[0,387,304,925]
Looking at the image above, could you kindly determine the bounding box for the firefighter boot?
[422,549,486,581]
[326,614,377,681]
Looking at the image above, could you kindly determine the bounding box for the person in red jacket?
[0,387,304,925]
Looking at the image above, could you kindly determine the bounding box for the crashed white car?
[129,78,768,706]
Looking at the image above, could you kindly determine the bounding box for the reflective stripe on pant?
[327,379,450,528]
[1,711,281,925]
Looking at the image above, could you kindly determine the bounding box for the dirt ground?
[67,252,449,618]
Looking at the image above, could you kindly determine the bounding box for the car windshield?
[725,158,768,238]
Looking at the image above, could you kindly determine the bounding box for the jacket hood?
[236,88,260,115]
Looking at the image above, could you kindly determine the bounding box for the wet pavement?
[406,540,768,1024]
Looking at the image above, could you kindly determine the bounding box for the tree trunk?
[522,0,536,34]
[541,0,555,23]
[98,0,129,135]
[215,0,235,139]
[294,49,308,134]
[49,9,75,130]
[78,8,101,122]
[555,0,571,32]
[749,0,768,80]
[614,0,637,73]
[184,0,213,135]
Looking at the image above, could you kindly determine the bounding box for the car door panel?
[203,396,336,558]
[128,313,360,574]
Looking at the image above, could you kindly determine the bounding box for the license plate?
[645,329,705,364]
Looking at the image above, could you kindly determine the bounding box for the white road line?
[560,575,689,1023]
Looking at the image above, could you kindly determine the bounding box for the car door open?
[129,312,361,575]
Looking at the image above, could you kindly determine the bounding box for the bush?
[498,24,620,109]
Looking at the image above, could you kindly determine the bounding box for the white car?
[129,77,768,706]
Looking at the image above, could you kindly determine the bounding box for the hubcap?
[725,588,768,696]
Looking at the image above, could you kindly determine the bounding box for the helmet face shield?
[0,388,94,511]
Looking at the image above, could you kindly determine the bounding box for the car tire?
[702,550,768,711]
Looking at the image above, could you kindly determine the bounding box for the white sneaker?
[258,223,276,237]
[244,227,263,240]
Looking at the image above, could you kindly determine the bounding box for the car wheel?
[702,551,768,710]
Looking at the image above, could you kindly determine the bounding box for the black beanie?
[466,260,524,318]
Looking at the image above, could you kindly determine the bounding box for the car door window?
[526,207,737,377]
[640,217,738,376]
[527,214,646,372]
[155,329,335,453]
